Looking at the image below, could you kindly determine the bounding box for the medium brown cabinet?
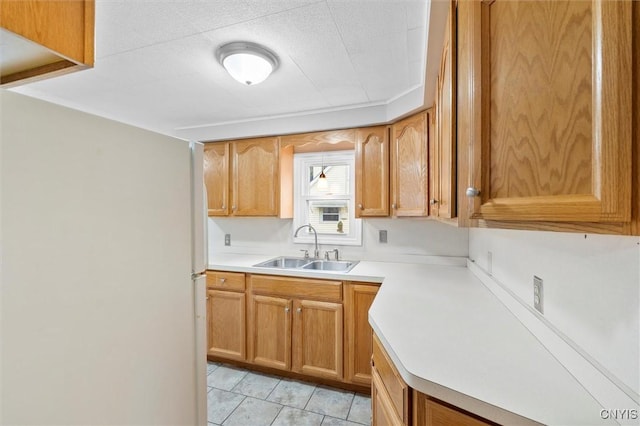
[206,271,246,361]
[247,274,344,381]
[204,137,280,217]
[231,137,280,216]
[355,126,390,217]
[413,392,492,426]
[204,143,229,216]
[344,282,379,385]
[457,0,634,228]
[1,0,94,87]
[431,0,457,220]
[390,111,429,217]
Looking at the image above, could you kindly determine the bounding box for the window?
[293,151,362,246]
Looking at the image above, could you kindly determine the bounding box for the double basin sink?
[253,256,359,273]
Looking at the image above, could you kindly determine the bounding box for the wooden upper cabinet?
[355,126,389,217]
[230,137,280,216]
[1,0,94,87]
[431,0,457,219]
[458,0,632,224]
[204,143,229,216]
[390,111,429,217]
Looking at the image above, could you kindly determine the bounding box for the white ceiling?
[10,0,447,141]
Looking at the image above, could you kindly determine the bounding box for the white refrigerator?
[0,90,208,425]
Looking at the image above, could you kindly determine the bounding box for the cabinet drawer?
[373,333,409,424]
[207,271,245,291]
[249,274,342,302]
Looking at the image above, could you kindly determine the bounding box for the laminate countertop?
[208,253,616,426]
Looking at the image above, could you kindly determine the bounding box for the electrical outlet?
[533,276,543,314]
[487,251,492,275]
[224,234,231,246]
[379,230,388,243]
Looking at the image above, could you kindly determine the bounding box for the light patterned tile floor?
[207,362,371,426]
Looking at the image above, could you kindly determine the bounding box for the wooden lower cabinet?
[372,333,496,426]
[247,274,344,381]
[206,271,246,361]
[249,294,292,370]
[345,282,379,385]
[413,392,492,426]
[292,299,343,380]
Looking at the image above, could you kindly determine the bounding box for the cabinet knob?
[430,199,438,205]
[219,278,226,284]
[358,204,363,210]
[391,203,397,209]
[284,307,290,313]
[231,205,236,211]
[296,308,302,313]
[465,187,481,197]
[221,204,225,209]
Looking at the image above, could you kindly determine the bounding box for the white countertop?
[208,253,616,426]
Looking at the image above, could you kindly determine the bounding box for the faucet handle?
[332,248,339,260]
[300,249,309,259]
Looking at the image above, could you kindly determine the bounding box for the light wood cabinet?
[431,0,457,220]
[372,334,410,425]
[247,274,343,380]
[231,137,280,216]
[249,294,292,370]
[390,111,429,217]
[355,126,390,217]
[344,282,379,385]
[206,271,246,361]
[204,143,229,216]
[457,0,634,230]
[1,0,94,87]
[413,392,492,426]
[372,367,403,426]
[292,299,343,381]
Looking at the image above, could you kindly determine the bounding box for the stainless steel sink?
[301,260,358,272]
[253,256,359,273]
[254,257,310,269]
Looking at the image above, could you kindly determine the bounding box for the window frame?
[292,151,362,246]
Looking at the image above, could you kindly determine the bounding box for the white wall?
[208,217,469,264]
[469,228,640,396]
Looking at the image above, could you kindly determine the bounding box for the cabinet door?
[204,143,229,216]
[230,137,279,216]
[432,0,457,219]
[390,112,429,217]
[292,299,343,381]
[355,126,389,217]
[413,391,491,426]
[344,283,379,385]
[207,289,245,361]
[458,0,632,223]
[372,368,404,426]
[248,294,291,371]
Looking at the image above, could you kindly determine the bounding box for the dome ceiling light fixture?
[216,41,279,86]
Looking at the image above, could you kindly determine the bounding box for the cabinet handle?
[358,203,363,210]
[296,308,302,313]
[284,307,290,313]
[430,199,438,205]
[466,187,481,197]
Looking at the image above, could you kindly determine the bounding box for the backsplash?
[208,217,469,264]
[469,228,640,397]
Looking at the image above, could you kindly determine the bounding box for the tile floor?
[207,362,372,426]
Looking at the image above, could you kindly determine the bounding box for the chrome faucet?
[294,224,320,259]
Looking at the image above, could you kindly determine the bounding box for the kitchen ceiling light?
[217,42,278,86]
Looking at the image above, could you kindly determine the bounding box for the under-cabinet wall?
[208,217,469,264]
[468,228,640,397]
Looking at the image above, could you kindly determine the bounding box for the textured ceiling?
[11,0,444,140]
